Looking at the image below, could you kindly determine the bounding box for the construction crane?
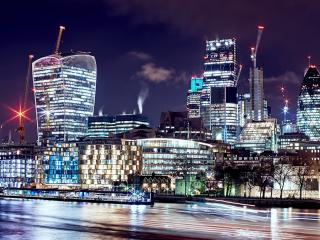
[17,54,34,144]
[54,25,65,54]
[250,25,264,68]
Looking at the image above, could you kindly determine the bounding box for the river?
[0,198,319,239]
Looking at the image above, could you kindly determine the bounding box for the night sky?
[0,0,319,142]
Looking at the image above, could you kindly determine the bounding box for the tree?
[273,162,294,199]
[293,158,312,199]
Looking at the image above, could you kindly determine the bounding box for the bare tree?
[293,159,312,199]
[273,162,294,199]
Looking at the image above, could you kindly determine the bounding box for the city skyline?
[0,0,319,142]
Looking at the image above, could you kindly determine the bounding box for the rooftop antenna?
[308,56,311,68]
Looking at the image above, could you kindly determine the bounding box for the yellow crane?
[54,25,65,54]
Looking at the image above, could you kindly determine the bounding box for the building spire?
[308,56,311,68]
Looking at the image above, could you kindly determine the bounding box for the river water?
[0,198,319,239]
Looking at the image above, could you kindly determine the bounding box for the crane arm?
[254,26,264,63]
[23,54,34,110]
[54,26,65,54]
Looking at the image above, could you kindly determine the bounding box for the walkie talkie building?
[32,53,97,142]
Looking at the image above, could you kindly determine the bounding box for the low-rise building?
[0,145,36,188]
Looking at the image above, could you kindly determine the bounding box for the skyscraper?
[249,26,265,121]
[201,39,238,144]
[297,65,320,141]
[187,77,203,118]
[33,53,97,142]
[250,67,264,121]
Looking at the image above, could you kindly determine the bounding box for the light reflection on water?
[0,199,319,240]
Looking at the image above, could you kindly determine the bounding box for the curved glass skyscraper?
[297,66,320,141]
[32,53,97,142]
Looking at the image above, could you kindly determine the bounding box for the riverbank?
[154,195,320,208]
[0,194,154,205]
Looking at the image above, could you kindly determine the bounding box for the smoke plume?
[137,86,149,114]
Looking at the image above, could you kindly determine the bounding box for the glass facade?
[187,77,203,118]
[87,114,150,138]
[42,142,80,185]
[250,67,264,121]
[201,39,238,144]
[79,139,142,188]
[137,138,215,177]
[0,145,35,188]
[297,66,320,141]
[237,119,278,153]
[32,53,97,142]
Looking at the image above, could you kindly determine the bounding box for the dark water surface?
[0,198,319,239]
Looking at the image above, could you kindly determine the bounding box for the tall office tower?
[33,53,97,142]
[201,38,238,144]
[250,67,264,121]
[237,93,251,128]
[297,65,320,141]
[187,77,203,118]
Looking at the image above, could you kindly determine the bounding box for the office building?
[0,145,35,188]
[297,66,320,141]
[279,132,310,150]
[187,77,203,118]
[79,139,142,189]
[201,39,238,144]
[237,93,251,128]
[237,119,278,153]
[137,138,224,177]
[250,67,264,121]
[158,111,211,140]
[33,52,97,142]
[87,114,150,138]
[42,142,80,185]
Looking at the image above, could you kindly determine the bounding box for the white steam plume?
[137,86,149,114]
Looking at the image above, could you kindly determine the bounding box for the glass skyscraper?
[297,66,320,141]
[32,53,97,142]
[187,77,203,118]
[201,39,238,144]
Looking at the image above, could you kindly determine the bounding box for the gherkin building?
[297,66,320,141]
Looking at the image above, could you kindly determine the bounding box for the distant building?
[87,114,150,138]
[158,111,211,140]
[250,67,264,121]
[79,139,142,189]
[201,38,238,144]
[279,132,310,150]
[187,77,203,118]
[281,120,297,134]
[137,138,224,178]
[237,119,278,153]
[297,66,320,141]
[33,53,97,142]
[238,94,270,129]
[38,139,142,188]
[41,142,80,185]
[0,145,35,188]
[237,93,251,128]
